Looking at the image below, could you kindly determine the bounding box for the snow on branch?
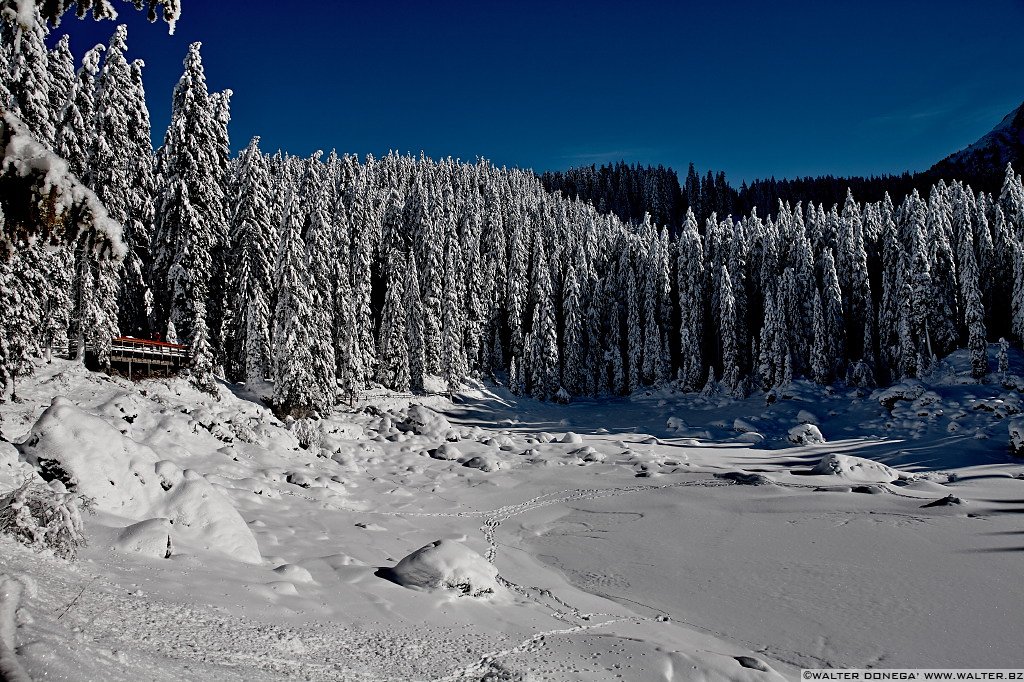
[0,109,125,258]
[1,0,181,33]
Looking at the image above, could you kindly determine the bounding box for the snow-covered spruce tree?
[560,255,585,395]
[334,272,360,400]
[877,193,904,381]
[4,3,54,145]
[94,25,154,337]
[0,108,124,391]
[1012,241,1024,345]
[784,218,816,373]
[642,241,663,385]
[1000,163,1024,233]
[998,337,1009,375]
[757,283,788,390]
[440,221,467,390]
[820,248,845,380]
[227,137,273,384]
[606,287,625,395]
[903,190,934,376]
[838,190,874,364]
[300,154,337,400]
[719,265,741,396]
[505,215,529,363]
[55,43,102,180]
[205,87,232,372]
[956,207,988,380]
[584,277,605,396]
[626,265,642,393]
[810,290,830,385]
[46,34,74,134]
[273,187,330,415]
[348,177,377,385]
[329,178,362,394]
[151,42,224,379]
[377,249,410,392]
[527,234,559,400]
[926,186,959,358]
[405,252,426,392]
[421,180,447,376]
[459,192,485,376]
[676,207,704,390]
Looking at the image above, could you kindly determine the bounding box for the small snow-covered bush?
[292,417,322,451]
[0,480,94,560]
[1009,420,1024,457]
[788,423,825,445]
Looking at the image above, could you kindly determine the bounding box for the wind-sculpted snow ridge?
[0,357,1023,679]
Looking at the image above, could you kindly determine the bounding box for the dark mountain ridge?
[541,100,1024,228]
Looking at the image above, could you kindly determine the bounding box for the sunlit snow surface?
[2,349,1023,680]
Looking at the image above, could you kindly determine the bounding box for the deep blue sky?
[52,0,1024,183]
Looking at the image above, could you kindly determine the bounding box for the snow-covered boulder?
[386,539,500,597]
[876,381,925,410]
[666,416,687,432]
[459,453,506,472]
[113,518,172,559]
[18,398,261,564]
[560,432,583,444]
[429,443,461,461]
[398,405,452,438]
[788,424,825,445]
[1009,419,1024,457]
[810,453,900,483]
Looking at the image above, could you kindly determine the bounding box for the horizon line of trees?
[540,156,1015,234]
[4,5,1024,417]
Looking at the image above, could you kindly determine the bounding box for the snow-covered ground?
[2,350,1023,681]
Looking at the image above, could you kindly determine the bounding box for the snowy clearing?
[1,353,1023,680]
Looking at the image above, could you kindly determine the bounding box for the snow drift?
[17,397,261,563]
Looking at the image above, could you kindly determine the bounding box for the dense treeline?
[541,156,1015,233]
[4,8,1024,417]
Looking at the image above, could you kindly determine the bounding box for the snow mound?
[113,518,172,559]
[459,453,506,473]
[714,471,773,486]
[810,453,900,483]
[666,416,687,432]
[560,432,583,444]
[0,441,34,490]
[385,539,500,597]
[788,423,825,445]
[429,443,461,461]
[273,564,315,583]
[1009,419,1024,456]
[876,381,925,410]
[398,405,452,438]
[921,494,965,508]
[18,398,261,564]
